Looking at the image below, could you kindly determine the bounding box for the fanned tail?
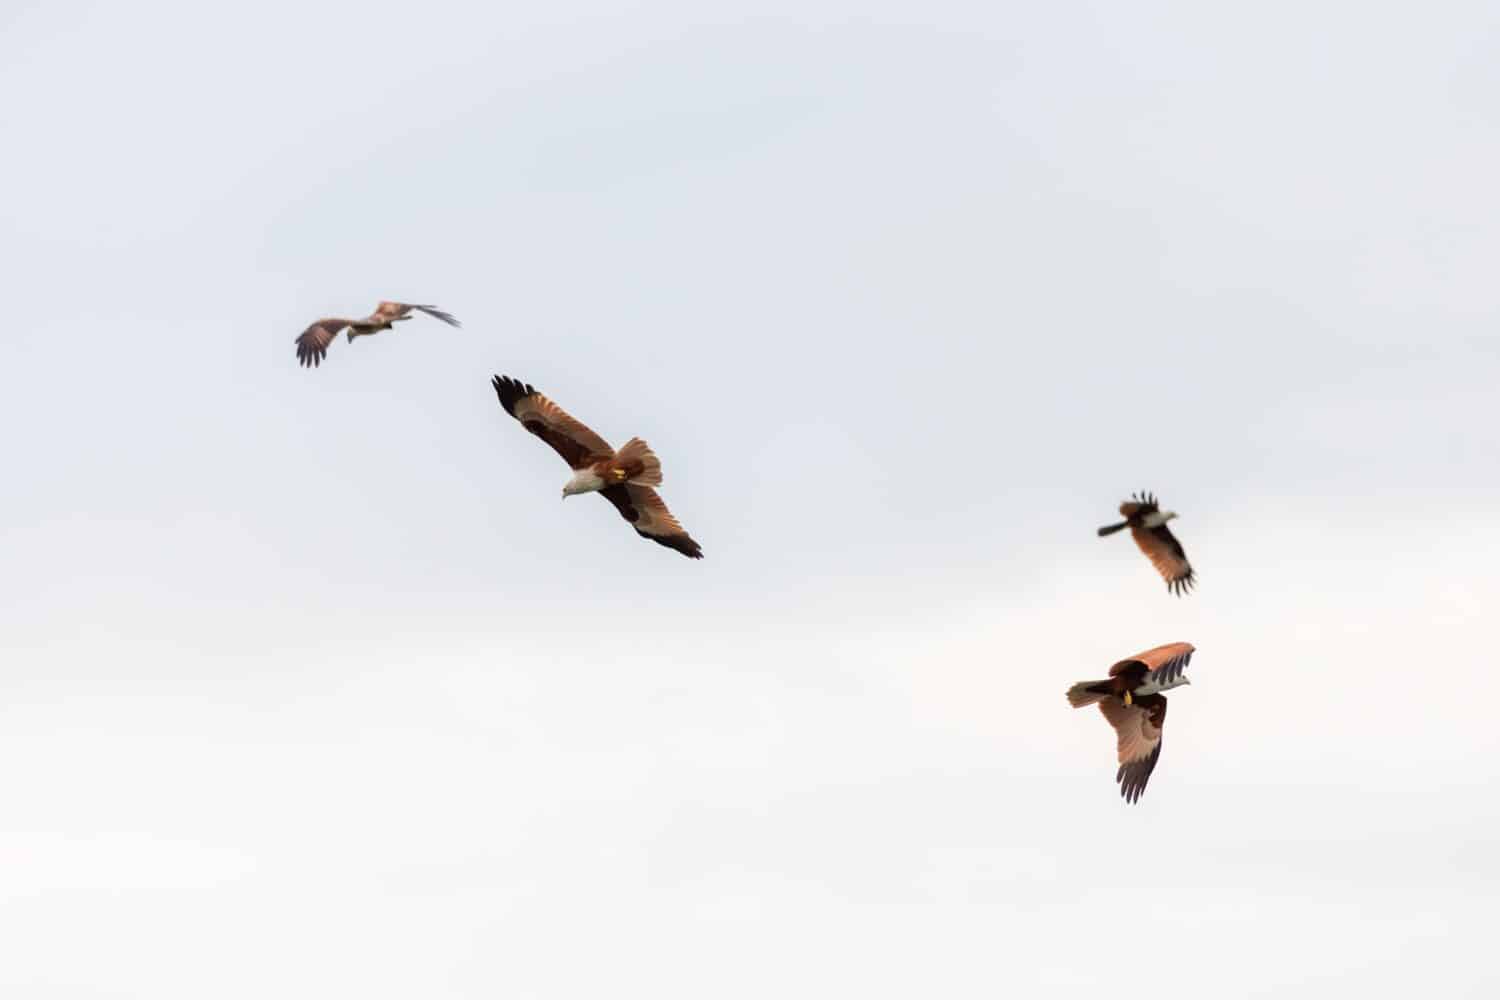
[613,437,662,486]
[1067,680,1110,708]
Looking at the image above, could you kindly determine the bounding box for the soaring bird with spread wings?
[491,375,703,559]
[294,301,460,368]
[1066,642,1196,803]
[1097,491,1195,595]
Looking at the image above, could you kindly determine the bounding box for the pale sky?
[2,2,1499,997]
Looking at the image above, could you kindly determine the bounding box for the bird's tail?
[1067,680,1111,708]
[612,438,663,486]
[1096,521,1128,537]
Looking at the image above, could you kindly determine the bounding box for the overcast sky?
[3,1,1498,996]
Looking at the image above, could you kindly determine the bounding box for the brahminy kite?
[1066,642,1195,803]
[1097,491,1195,595]
[490,375,703,559]
[294,301,460,368]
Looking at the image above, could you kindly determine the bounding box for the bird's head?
[346,330,357,343]
[562,469,604,499]
[1163,510,1180,522]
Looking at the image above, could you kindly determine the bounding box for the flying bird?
[490,375,703,559]
[294,301,460,368]
[1097,491,1195,595]
[1066,642,1196,803]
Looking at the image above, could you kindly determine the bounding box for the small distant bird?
[294,301,460,368]
[1098,491,1195,595]
[1066,642,1196,803]
[491,375,703,559]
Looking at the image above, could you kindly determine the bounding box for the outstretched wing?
[1118,490,1160,519]
[368,301,462,327]
[598,484,703,559]
[491,375,613,470]
[1098,694,1167,804]
[1133,642,1194,687]
[295,318,352,368]
[1130,522,1195,595]
[408,304,461,327]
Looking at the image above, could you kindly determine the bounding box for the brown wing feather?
[596,484,703,559]
[491,375,614,469]
[295,318,352,368]
[409,304,460,327]
[367,301,462,327]
[1133,642,1195,683]
[1098,695,1167,803]
[1130,523,1195,595]
[1119,490,1159,520]
[1108,643,1194,688]
[368,301,409,323]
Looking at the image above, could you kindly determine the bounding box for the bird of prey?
[1097,491,1195,595]
[294,301,460,368]
[1066,642,1196,803]
[490,375,703,559]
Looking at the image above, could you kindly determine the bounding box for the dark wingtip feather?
[491,374,537,416]
[1116,743,1162,804]
[1167,569,1197,597]
[413,304,461,328]
[637,529,704,559]
[295,339,325,368]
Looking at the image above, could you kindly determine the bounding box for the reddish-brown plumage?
[491,375,702,559]
[1066,642,1195,803]
[293,301,460,368]
[1097,491,1195,595]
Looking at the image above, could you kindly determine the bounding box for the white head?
[561,468,604,498]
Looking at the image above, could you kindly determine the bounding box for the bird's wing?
[1098,695,1167,803]
[598,484,703,559]
[491,375,613,469]
[295,318,352,368]
[372,301,462,327]
[1130,522,1195,595]
[408,304,461,327]
[367,301,410,323]
[1118,491,1159,519]
[1134,642,1195,686]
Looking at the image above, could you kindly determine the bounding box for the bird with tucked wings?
[1066,642,1196,803]
[490,375,703,559]
[294,301,460,368]
[1097,491,1196,595]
